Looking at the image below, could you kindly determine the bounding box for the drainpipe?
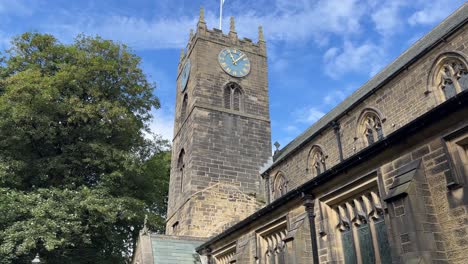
[265,175,271,204]
[302,194,319,264]
[331,121,344,161]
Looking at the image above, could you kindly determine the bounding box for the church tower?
[166,8,271,238]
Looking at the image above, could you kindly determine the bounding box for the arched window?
[357,109,384,147]
[181,94,188,122]
[224,82,243,111]
[177,149,185,192]
[273,172,287,199]
[428,52,468,101]
[308,146,326,177]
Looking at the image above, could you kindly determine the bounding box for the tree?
[0,32,169,263]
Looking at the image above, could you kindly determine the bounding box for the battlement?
[179,7,266,72]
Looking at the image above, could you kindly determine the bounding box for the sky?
[0,0,465,149]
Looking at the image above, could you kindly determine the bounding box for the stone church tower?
[165,9,271,238]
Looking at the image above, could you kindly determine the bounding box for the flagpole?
[219,0,223,30]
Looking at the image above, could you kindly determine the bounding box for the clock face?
[179,59,191,92]
[218,47,251,78]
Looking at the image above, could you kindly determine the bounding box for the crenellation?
[130,5,468,264]
[166,11,271,237]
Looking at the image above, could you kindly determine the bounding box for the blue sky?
[0,0,465,148]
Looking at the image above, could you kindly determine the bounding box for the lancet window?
[257,220,288,264]
[177,149,185,192]
[358,110,384,147]
[273,173,287,200]
[309,146,326,177]
[432,54,468,100]
[335,191,391,264]
[181,93,188,122]
[224,82,243,111]
[213,243,237,264]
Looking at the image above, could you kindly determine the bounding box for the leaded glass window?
[361,113,384,146]
[273,173,287,199]
[433,55,468,100]
[224,82,243,111]
[335,191,391,264]
[309,146,326,177]
[213,243,237,264]
[257,220,288,264]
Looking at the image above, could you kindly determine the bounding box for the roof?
[150,235,205,264]
[266,3,468,174]
[197,88,468,254]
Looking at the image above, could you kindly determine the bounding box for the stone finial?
[273,141,280,155]
[258,25,265,42]
[189,29,194,39]
[230,16,235,32]
[179,49,185,61]
[199,6,205,23]
[141,214,149,235]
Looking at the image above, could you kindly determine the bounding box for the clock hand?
[233,54,245,64]
[227,50,236,65]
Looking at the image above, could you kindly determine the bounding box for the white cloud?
[284,125,299,133]
[235,0,365,44]
[272,58,288,73]
[42,13,198,50]
[148,106,174,141]
[295,107,325,124]
[12,0,367,50]
[323,89,347,106]
[408,0,458,26]
[323,41,385,78]
[370,1,407,36]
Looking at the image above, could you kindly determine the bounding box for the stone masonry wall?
[167,21,272,237]
[267,23,468,201]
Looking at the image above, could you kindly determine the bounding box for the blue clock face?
[218,47,250,78]
[180,59,191,92]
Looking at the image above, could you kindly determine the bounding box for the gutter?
[197,90,468,253]
[264,8,468,175]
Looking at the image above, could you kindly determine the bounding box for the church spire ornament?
[230,16,235,32]
[199,6,205,23]
[258,25,265,42]
[197,6,207,32]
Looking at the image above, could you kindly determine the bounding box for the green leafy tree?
[0,32,170,263]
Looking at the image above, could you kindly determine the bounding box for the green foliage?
[0,32,170,263]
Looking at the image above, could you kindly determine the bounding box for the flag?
[219,0,226,29]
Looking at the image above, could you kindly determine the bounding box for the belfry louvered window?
[181,94,188,122]
[224,82,243,111]
[177,149,185,192]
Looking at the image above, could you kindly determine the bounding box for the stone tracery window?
[308,146,326,177]
[256,219,288,264]
[177,149,185,192]
[357,110,384,147]
[224,82,243,111]
[181,93,188,122]
[429,52,468,101]
[213,243,237,264]
[273,173,287,199]
[334,191,391,264]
